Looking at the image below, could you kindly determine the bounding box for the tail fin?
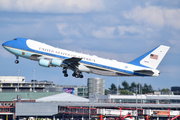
[129,45,170,69]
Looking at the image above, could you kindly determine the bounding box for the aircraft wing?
[63,57,82,66]
[30,54,81,63]
[30,54,82,66]
[30,54,89,77]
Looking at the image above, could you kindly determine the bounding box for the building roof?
[108,94,180,99]
[36,92,89,102]
[0,92,60,101]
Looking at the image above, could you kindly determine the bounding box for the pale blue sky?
[0,0,179,90]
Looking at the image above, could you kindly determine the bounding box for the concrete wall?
[16,102,58,116]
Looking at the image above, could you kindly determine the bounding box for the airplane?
[2,38,170,78]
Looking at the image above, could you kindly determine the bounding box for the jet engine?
[51,59,63,67]
[39,59,51,67]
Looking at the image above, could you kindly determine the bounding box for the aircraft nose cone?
[2,41,8,47]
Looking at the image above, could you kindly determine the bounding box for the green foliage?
[105,89,108,95]
[108,81,156,94]
[129,82,136,93]
[122,81,129,90]
[120,89,129,95]
[161,88,170,92]
[109,83,117,91]
[141,83,151,94]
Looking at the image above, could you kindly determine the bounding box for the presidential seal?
[22,52,25,55]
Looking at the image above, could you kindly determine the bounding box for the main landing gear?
[72,72,83,78]
[15,56,19,64]
[63,67,68,77]
[62,68,83,78]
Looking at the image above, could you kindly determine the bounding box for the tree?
[161,88,170,92]
[142,83,154,94]
[148,85,153,93]
[108,82,155,95]
[122,81,129,90]
[120,90,129,95]
[109,83,117,91]
[104,89,108,95]
[129,82,136,93]
[120,90,133,95]
[142,83,148,94]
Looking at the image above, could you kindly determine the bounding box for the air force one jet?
[2,38,170,78]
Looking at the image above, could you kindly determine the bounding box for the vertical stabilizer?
[129,45,170,69]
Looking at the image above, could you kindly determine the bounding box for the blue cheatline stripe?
[128,45,160,68]
[4,47,34,59]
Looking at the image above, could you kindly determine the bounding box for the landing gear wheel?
[72,73,76,77]
[64,74,68,77]
[62,68,67,74]
[62,68,68,77]
[80,75,83,78]
[75,74,79,78]
[15,60,19,64]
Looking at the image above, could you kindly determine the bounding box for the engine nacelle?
[39,59,51,67]
[51,59,63,67]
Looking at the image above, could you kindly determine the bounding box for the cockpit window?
[14,38,17,40]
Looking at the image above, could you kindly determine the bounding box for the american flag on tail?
[150,54,158,60]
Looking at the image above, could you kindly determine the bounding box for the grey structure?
[45,85,88,97]
[16,103,58,116]
[14,93,180,119]
[78,86,88,98]
[88,78,105,98]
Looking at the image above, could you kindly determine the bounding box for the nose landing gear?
[15,56,19,64]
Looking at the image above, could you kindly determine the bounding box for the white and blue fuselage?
[2,38,170,78]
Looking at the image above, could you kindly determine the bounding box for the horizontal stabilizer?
[134,70,154,76]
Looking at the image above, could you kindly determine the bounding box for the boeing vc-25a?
[2,38,170,78]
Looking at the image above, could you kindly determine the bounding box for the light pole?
[117,77,119,95]
[33,70,35,92]
[17,70,20,92]
[136,81,137,120]
[83,77,84,98]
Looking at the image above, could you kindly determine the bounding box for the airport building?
[90,94,180,104]
[88,78,105,98]
[0,76,105,99]
[171,86,180,95]
[0,76,90,98]
[2,76,180,120]
[0,92,180,120]
[0,76,53,92]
